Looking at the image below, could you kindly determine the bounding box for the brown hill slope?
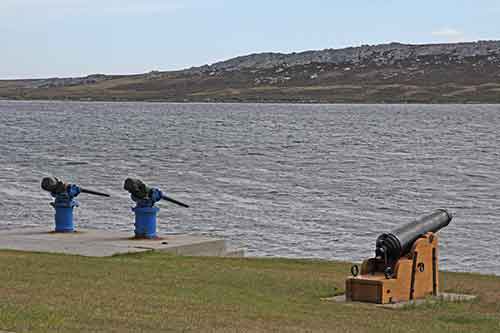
[2,41,500,103]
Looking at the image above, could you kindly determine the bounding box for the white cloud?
[431,27,466,42]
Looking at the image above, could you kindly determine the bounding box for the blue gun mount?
[124,178,189,239]
[51,184,80,232]
[41,177,110,233]
[131,188,164,208]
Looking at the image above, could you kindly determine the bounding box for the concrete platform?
[328,293,477,308]
[0,227,244,258]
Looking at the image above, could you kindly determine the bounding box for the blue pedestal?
[133,206,160,239]
[52,198,78,232]
[54,206,75,232]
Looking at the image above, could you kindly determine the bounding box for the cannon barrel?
[80,188,110,197]
[161,194,189,208]
[375,209,452,262]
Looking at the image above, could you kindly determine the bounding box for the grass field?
[0,250,499,332]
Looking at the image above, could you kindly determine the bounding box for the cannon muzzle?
[375,209,452,263]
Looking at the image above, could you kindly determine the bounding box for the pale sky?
[1,0,499,79]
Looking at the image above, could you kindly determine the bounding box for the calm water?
[0,101,499,275]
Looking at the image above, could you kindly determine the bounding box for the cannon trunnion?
[346,209,452,304]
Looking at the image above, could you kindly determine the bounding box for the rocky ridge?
[193,41,500,72]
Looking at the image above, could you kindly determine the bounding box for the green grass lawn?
[0,251,499,332]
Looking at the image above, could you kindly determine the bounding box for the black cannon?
[346,209,453,304]
[375,209,452,264]
[41,177,110,197]
[123,178,189,208]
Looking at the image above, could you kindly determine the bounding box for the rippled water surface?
[1,101,499,275]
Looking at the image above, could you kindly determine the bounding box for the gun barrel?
[80,188,111,197]
[161,194,189,208]
[376,209,452,262]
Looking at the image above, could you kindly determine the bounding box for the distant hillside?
[2,41,500,103]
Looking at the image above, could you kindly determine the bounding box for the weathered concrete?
[0,227,244,258]
[329,293,477,308]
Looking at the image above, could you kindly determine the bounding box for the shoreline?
[1,98,499,105]
[1,224,498,277]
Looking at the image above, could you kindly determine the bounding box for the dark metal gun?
[375,209,452,263]
[41,177,110,197]
[124,178,189,208]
